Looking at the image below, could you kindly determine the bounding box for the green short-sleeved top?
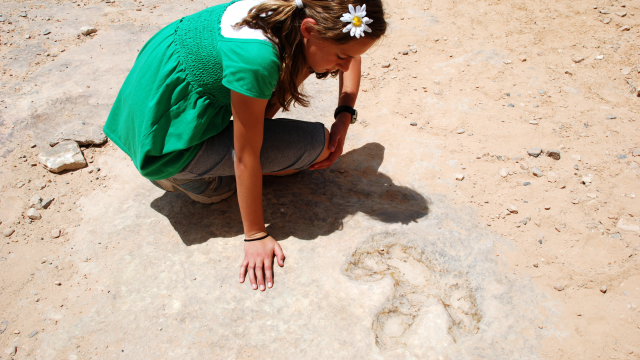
[103,0,280,180]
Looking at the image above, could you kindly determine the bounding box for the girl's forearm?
[234,153,266,237]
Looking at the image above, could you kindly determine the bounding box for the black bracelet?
[244,234,270,242]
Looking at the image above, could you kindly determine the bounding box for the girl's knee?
[314,127,331,164]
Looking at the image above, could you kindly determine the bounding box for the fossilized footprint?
[343,232,482,350]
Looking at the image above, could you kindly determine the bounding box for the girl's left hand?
[309,114,350,170]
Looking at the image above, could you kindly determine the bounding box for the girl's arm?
[232,90,285,291]
[309,55,362,170]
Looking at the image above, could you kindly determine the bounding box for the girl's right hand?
[239,236,285,291]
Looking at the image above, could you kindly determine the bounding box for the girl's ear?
[300,18,318,39]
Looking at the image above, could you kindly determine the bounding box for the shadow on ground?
[150,142,430,245]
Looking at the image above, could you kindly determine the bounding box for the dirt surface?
[1,0,640,358]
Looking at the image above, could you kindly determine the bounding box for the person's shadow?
[150,142,430,245]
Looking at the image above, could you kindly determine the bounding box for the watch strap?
[334,106,356,120]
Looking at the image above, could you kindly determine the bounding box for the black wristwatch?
[334,106,358,124]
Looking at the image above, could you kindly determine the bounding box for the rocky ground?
[1,0,639,358]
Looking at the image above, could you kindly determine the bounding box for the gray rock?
[553,283,565,291]
[42,197,54,209]
[19,11,27,17]
[51,229,61,238]
[26,208,41,220]
[48,122,107,146]
[43,29,51,35]
[600,286,607,293]
[507,103,514,107]
[532,167,544,177]
[523,181,531,186]
[528,148,542,157]
[617,154,627,159]
[80,26,97,35]
[29,194,43,209]
[0,320,7,334]
[546,149,561,160]
[28,330,38,338]
[606,115,616,120]
[456,128,465,134]
[3,228,15,237]
[38,141,87,173]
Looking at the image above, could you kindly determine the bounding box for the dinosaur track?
[343,232,482,350]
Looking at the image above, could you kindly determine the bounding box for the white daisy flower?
[340,4,373,39]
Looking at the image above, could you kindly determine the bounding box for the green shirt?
[103,0,280,180]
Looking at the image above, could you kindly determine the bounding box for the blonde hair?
[235,0,387,111]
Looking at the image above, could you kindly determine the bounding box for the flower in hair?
[340,4,373,38]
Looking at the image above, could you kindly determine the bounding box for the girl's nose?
[337,58,352,72]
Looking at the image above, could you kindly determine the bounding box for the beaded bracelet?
[244,234,270,242]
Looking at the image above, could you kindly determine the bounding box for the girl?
[103,0,387,291]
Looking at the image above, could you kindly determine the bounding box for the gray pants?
[172,118,326,179]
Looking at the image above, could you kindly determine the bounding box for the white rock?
[29,194,43,209]
[2,228,14,237]
[553,283,565,291]
[499,168,509,178]
[51,229,61,238]
[48,121,108,146]
[456,128,465,134]
[547,171,559,183]
[507,205,518,214]
[532,167,544,177]
[80,26,97,35]
[520,163,529,170]
[38,141,87,173]
[594,55,604,60]
[581,176,592,185]
[26,208,42,220]
[5,345,17,356]
[572,56,585,63]
[454,173,465,181]
[617,218,640,232]
[600,286,607,293]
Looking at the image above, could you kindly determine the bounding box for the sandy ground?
[1,0,639,358]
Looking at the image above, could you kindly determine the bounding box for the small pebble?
[619,25,631,31]
[28,330,38,338]
[381,62,390,68]
[507,205,518,214]
[606,115,616,120]
[544,205,551,210]
[600,286,607,293]
[532,167,544,177]
[602,17,611,24]
[454,173,465,181]
[26,208,42,220]
[528,148,542,157]
[51,229,61,238]
[456,128,465,134]
[523,181,531,186]
[499,168,509,178]
[507,103,514,107]
[54,281,61,286]
[594,55,604,60]
[402,50,408,55]
[5,345,17,356]
[572,56,585,63]
[3,228,15,237]
[546,149,561,160]
[599,9,610,14]
[553,283,565,291]
[43,29,51,35]
[410,122,417,126]
[14,329,20,334]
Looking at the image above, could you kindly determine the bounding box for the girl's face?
[301,19,377,74]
